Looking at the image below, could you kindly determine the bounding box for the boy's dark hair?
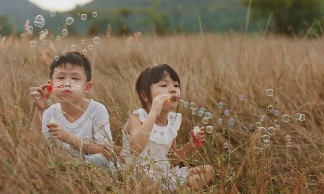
[49,52,92,82]
[135,64,181,110]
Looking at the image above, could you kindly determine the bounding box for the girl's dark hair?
[49,52,92,82]
[135,64,181,110]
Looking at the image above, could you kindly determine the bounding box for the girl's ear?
[140,91,148,102]
[85,82,93,93]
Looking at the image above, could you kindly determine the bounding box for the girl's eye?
[174,85,179,88]
[161,85,167,87]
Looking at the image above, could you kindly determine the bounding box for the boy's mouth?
[62,89,72,94]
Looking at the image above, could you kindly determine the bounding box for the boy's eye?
[72,78,79,80]
[161,85,167,87]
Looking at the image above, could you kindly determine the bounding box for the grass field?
[1,33,324,193]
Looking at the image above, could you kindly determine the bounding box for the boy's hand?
[47,123,70,142]
[190,127,206,143]
[33,84,52,111]
[150,94,170,117]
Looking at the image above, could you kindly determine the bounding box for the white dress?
[121,108,189,190]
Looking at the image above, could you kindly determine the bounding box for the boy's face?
[149,72,180,111]
[49,63,92,103]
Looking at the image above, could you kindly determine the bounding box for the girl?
[121,64,214,191]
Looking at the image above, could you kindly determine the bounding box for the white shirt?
[42,100,112,148]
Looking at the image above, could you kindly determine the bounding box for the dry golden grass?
[1,33,324,193]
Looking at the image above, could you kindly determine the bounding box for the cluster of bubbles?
[285,135,292,147]
[34,15,45,28]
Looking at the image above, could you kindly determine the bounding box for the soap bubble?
[30,41,37,48]
[42,40,47,44]
[191,108,197,115]
[62,29,68,35]
[54,56,59,62]
[88,44,93,50]
[266,89,273,96]
[71,80,75,84]
[93,37,100,44]
[56,36,61,41]
[29,87,37,95]
[258,127,266,134]
[287,142,292,148]
[202,117,209,125]
[267,105,274,112]
[248,124,254,131]
[75,85,81,90]
[205,126,213,134]
[82,49,87,55]
[274,120,277,125]
[239,94,244,100]
[259,115,265,121]
[81,39,85,44]
[189,102,195,109]
[263,135,270,143]
[81,14,87,20]
[217,102,224,109]
[199,108,205,114]
[62,51,67,57]
[299,114,306,121]
[267,127,276,135]
[224,143,229,149]
[47,99,52,105]
[66,17,74,25]
[34,15,45,28]
[285,135,291,142]
[50,34,54,39]
[255,122,261,128]
[254,147,262,155]
[295,113,301,120]
[218,118,222,125]
[224,110,230,116]
[70,45,76,51]
[26,26,33,33]
[275,125,280,130]
[282,114,290,122]
[228,118,235,126]
[274,110,280,117]
[183,102,189,108]
[208,113,213,120]
[197,110,203,117]
[92,12,98,17]
[50,11,56,17]
[264,141,271,147]
[34,92,41,99]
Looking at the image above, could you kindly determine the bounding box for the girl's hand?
[47,123,70,142]
[190,127,205,144]
[32,84,52,111]
[149,94,170,117]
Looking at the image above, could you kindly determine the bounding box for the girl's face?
[49,63,92,103]
[149,73,180,111]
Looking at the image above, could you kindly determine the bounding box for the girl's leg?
[187,165,214,190]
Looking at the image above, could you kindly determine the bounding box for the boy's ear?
[85,82,92,93]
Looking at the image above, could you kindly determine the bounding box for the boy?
[31,52,113,166]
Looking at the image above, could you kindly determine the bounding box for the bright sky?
[28,0,94,12]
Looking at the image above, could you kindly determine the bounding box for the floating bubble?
[47,99,52,105]
[285,135,291,142]
[50,11,56,17]
[77,13,80,16]
[205,126,213,133]
[88,44,93,50]
[54,56,59,62]
[267,105,274,112]
[299,114,306,121]
[258,127,266,134]
[62,51,67,57]
[274,110,280,117]
[295,113,301,121]
[56,36,61,41]
[274,120,277,125]
[82,49,87,55]
[189,102,195,109]
[286,142,292,148]
[202,117,209,125]
[62,29,68,36]
[54,68,58,73]
[267,127,276,135]
[66,17,74,25]
[228,118,234,126]
[34,92,41,99]
[263,135,270,143]
[42,40,47,44]
[81,39,85,44]
[26,26,33,33]
[259,115,265,121]
[81,14,87,20]
[200,108,205,113]
[255,122,261,128]
[239,94,244,100]
[30,41,37,48]
[282,114,290,122]
[183,102,189,108]
[70,45,76,51]
[208,113,214,120]
[217,102,224,109]
[254,147,262,155]
[204,112,210,118]
[93,37,100,44]
[218,118,222,125]
[224,143,229,149]
[92,12,98,17]
[29,87,37,95]
[275,125,280,130]
[191,108,197,115]
[71,84,76,90]
[197,110,203,117]
[224,110,230,116]
[248,124,254,131]
[70,80,75,84]
[50,34,54,39]
[266,89,273,97]
[75,85,81,90]
[34,15,45,28]
[264,141,271,147]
